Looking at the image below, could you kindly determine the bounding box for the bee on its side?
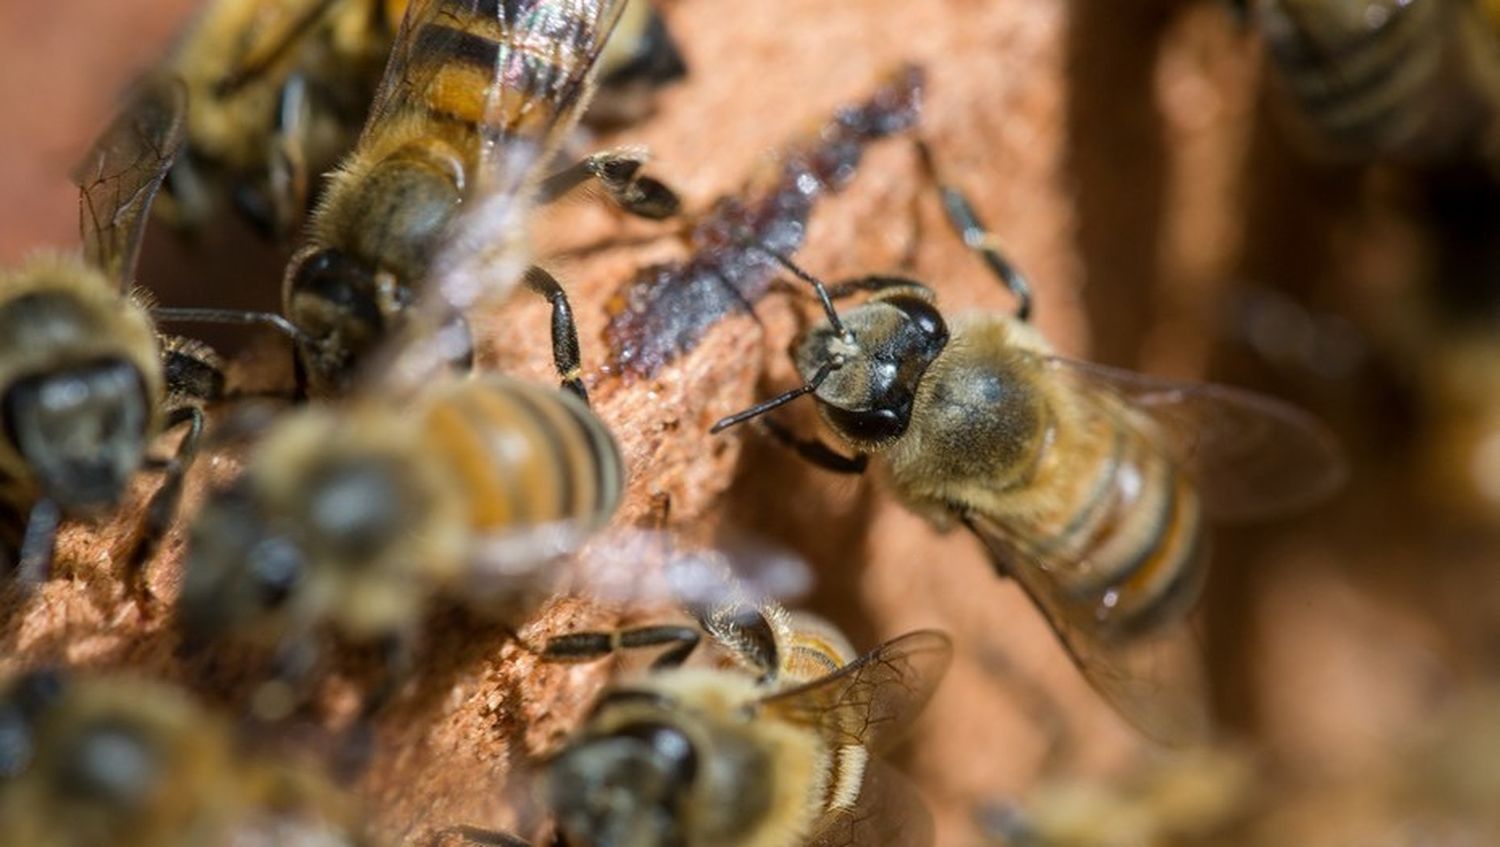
[272,0,679,398]
[0,77,222,590]
[158,0,402,238]
[456,591,952,847]
[711,143,1347,744]
[0,669,376,847]
[1235,0,1500,164]
[154,0,685,239]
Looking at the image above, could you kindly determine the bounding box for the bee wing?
[806,758,935,847]
[1038,356,1347,523]
[757,629,953,756]
[555,528,813,610]
[364,0,628,184]
[71,74,187,292]
[967,512,1210,746]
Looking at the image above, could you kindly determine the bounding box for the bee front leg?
[543,624,703,670]
[759,417,868,475]
[125,405,206,601]
[437,825,539,847]
[521,267,588,404]
[14,498,61,590]
[535,149,681,221]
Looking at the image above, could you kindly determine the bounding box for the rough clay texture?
[0,0,1487,844]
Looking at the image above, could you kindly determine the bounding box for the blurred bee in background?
[1229,0,1500,165]
[265,0,680,398]
[976,746,1258,847]
[0,77,223,590]
[711,142,1347,744]
[158,0,401,239]
[156,0,685,240]
[454,590,952,847]
[0,669,375,847]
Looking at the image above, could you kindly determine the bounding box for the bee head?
[3,357,150,511]
[284,247,394,396]
[796,286,949,446]
[549,719,699,847]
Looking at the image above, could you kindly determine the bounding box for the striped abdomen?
[399,0,622,142]
[1259,0,1487,159]
[1021,398,1208,640]
[421,374,622,533]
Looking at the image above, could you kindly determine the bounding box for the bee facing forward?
[0,669,374,847]
[0,78,222,589]
[280,0,679,397]
[1233,0,1500,164]
[712,144,1346,743]
[457,594,952,847]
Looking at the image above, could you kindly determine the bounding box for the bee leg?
[438,825,536,847]
[760,416,868,475]
[543,624,703,670]
[522,266,588,404]
[14,498,61,590]
[334,632,413,781]
[266,74,312,240]
[535,150,681,221]
[125,405,205,602]
[254,635,323,722]
[825,274,936,302]
[913,140,1033,321]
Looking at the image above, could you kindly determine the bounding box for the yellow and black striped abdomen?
[1023,402,1207,640]
[1260,0,1480,159]
[399,0,619,142]
[421,374,622,534]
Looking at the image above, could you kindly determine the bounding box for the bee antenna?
[915,139,1034,322]
[709,360,840,434]
[748,246,851,341]
[152,307,317,348]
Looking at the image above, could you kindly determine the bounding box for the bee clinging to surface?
[456,590,952,847]
[154,0,686,239]
[0,669,375,847]
[1237,0,1500,164]
[0,78,222,589]
[712,143,1347,744]
[277,0,680,397]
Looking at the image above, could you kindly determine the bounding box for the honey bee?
[177,369,624,721]
[0,77,222,589]
[711,144,1347,744]
[457,596,952,847]
[977,746,1259,847]
[158,0,400,238]
[272,0,679,397]
[1239,0,1500,164]
[0,668,375,847]
[155,0,684,238]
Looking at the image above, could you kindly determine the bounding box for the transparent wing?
[71,74,187,291]
[807,759,934,847]
[364,0,627,183]
[758,629,953,756]
[1039,356,1347,523]
[968,513,1210,746]
[550,528,813,611]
